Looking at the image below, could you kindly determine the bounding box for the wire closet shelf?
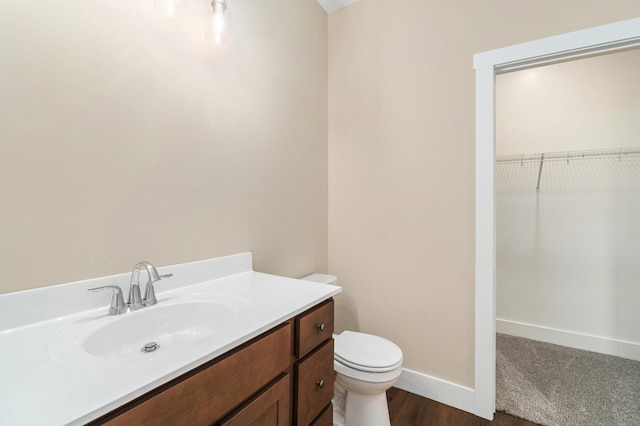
[496,146,640,191]
[496,146,640,165]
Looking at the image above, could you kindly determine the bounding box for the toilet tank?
[301,274,337,285]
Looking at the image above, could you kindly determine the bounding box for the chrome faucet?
[127,265,145,311]
[129,261,173,307]
[88,262,173,315]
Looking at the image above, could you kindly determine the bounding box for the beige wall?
[328,1,640,387]
[497,48,640,156]
[0,0,328,293]
[3,0,640,396]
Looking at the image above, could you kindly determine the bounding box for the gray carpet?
[496,333,640,426]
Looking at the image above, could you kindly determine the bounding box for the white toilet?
[302,274,403,426]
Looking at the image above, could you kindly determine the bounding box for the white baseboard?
[497,318,640,362]
[393,321,640,420]
[394,368,476,416]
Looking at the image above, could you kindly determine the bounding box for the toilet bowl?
[301,274,403,426]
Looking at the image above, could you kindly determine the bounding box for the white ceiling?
[316,0,361,14]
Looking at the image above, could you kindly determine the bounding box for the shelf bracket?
[536,153,545,191]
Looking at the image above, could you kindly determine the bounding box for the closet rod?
[496,146,640,165]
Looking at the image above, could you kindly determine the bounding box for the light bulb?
[212,0,227,15]
[207,0,230,45]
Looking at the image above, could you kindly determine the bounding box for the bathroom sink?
[84,301,238,359]
[48,297,248,363]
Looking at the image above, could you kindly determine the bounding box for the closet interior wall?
[495,49,640,361]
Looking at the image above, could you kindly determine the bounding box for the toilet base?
[342,390,391,426]
[333,373,397,426]
[333,391,392,426]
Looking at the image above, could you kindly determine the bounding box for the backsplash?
[0,253,252,331]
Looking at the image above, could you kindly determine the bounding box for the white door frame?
[472,17,640,420]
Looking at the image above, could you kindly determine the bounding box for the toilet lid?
[334,331,403,373]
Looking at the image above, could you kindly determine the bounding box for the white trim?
[473,17,640,421]
[497,319,640,362]
[473,59,497,422]
[395,368,475,414]
[473,18,640,72]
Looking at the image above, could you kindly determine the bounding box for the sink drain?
[141,341,160,353]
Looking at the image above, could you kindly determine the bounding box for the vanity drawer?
[101,322,292,426]
[295,339,334,426]
[219,374,290,426]
[296,299,334,359]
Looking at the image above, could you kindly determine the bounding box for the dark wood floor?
[387,388,540,426]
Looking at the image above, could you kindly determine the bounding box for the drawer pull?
[316,379,325,389]
[317,323,326,332]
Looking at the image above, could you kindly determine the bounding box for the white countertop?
[0,253,340,425]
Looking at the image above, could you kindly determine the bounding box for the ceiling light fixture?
[208,0,230,45]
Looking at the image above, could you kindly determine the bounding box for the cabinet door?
[310,403,333,426]
[295,339,334,426]
[220,374,290,426]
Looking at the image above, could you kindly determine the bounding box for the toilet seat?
[334,331,403,373]
[334,353,403,373]
[334,358,403,383]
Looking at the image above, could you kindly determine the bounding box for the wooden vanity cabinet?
[91,299,335,426]
[294,299,335,425]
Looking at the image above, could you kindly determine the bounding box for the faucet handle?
[143,272,173,306]
[88,285,127,315]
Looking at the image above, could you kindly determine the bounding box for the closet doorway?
[494,48,640,425]
[472,18,640,421]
